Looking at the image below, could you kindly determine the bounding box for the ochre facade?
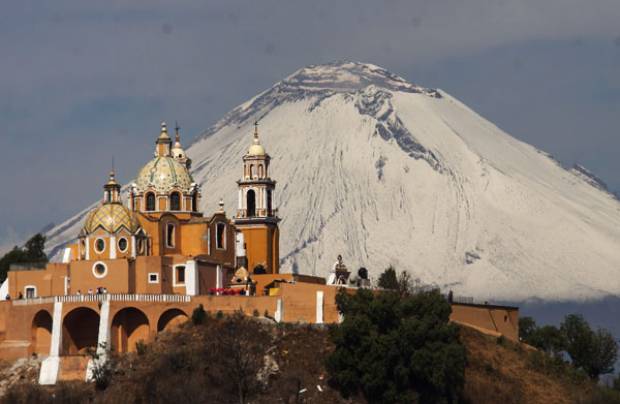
[0,121,519,385]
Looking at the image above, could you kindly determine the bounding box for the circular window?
[94,238,106,254]
[92,262,108,278]
[118,237,128,253]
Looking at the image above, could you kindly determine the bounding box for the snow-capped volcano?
[44,61,620,301]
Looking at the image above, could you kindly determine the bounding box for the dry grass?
[1,318,615,404]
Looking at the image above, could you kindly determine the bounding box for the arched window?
[246,189,256,217]
[166,223,176,248]
[216,223,226,249]
[170,192,181,211]
[250,164,256,178]
[146,193,156,211]
[258,165,264,178]
[253,265,266,275]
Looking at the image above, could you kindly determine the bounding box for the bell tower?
[233,122,280,274]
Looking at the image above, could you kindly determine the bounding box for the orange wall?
[450,303,519,341]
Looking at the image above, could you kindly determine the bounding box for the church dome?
[135,156,193,194]
[248,143,266,156]
[247,122,267,156]
[84,203,141,234]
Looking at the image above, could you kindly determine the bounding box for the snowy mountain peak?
[43,62,620,302]
[281,61,434,94]
[197,62,439,141]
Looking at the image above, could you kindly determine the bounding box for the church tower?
[233,122,280,274]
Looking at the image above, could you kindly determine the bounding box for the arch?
[146,192,156,211]
[253,265,266,275]
[157,309,188,332]
[170,192,181,211]
[246,189,256,217]
[111,307,150,353]
[250,164,256,178]
[31,310,52,356]
[258,164,264,178]
[62,307,100,355]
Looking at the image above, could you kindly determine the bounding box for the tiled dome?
[84,203,141,234]
[135,156,193,194]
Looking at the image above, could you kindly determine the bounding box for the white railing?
[12,294,191,305]
[12,297,55,306]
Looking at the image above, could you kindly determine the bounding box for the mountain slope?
[44,62,620,301]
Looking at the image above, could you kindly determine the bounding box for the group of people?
[75,287,108,295]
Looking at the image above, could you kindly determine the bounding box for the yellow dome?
[248,143,266,156]
[84,203,141,234]
[135,156,193,194]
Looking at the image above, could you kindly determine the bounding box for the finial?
[218,198,225,212]
[174,121,181,142]
[161,121,167,133]
[254,120,259,140]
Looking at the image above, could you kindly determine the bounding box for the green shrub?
[327,288,466,403]
[191,304,207,325]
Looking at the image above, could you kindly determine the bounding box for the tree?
[0,233,48,282]
[191,304,207,325]
[327,288,466,404]
[377,266,398,291]
[529,325,566,357]
[560,314,618,379]
[208,312,269,404]
[518,316,537,342]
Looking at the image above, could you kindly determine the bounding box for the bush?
[192,304,207,325]
[327,288,466,403]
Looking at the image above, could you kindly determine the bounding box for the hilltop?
[1,317,615,403]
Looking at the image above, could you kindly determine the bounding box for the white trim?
[109,236,117,259]
[185,260,198,296]
[172,264,186,287]
[24,285,37,299]
[117,237,129,253]
[94,237,106,254]
[92,261,108,279]
[64,277,69,295]
[148,273,159,284]
[61,248,72,263]
[216,265,223,290]
[131,236,136,258]
[316,291,324,324]
[85,236,90,260]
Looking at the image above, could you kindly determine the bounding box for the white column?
[316,291,324,324]
[39,301,63,385]
[86,298,111,382]
[64,277,69,295]
[185,260,198,296]
[275,298,283,323]
[85,237,90,260]
[238,188,243,210]
[131,236,136,258]
[62,248,71,263]
[262,188,267,211]
[109,236,116,259]
[236,232,246,258]
[216,265,223,290]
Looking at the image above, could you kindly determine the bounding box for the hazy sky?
[0,1,619,248]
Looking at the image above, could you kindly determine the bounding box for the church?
[6,122,280,299]
[0,121,519,385]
